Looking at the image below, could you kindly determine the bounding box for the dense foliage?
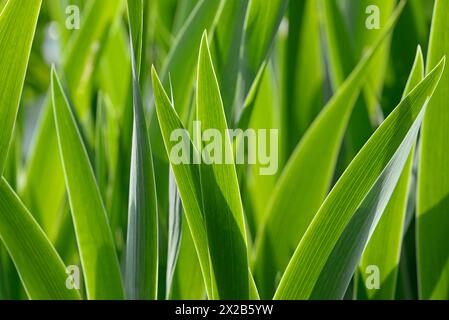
[0,0,448,300]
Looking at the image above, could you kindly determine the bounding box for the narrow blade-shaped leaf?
[148,0,224,162]
[21,0,122,241]
[196,34,249,299]
[357,46,424,300]
[95,94,108,202]
[274,57,445,300]
[253,3,404,299]
[51,68,124,299]
[126,0,143,76]
[285,0,324,151]
[63,0,122,116]
[417,0,449,300]
[170,221,205,300]
[0,0,42,174]
[0,178,80,300]
[241,0,288,97]
[152,67,212,296]
[166,169,182,299]
[212,0,249,121]
[236,0,289,127]
[124,40,159,299]
[152,67,259,299]
[351,0,395,122]
[245,65,281,233]
[156,0,224,122]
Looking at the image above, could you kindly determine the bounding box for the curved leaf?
[285,0,324,150]
[0,0,42,174]
[274,57,445,300]
[21,0,122,241]
[63,0,122,116]
[166,169,183,299]
[253,3,404,299]
[124,36,159,300]
[152,67,213,297]
[152,64,259,299]
[0,178,80,300]
[51,68,124,300]
[212,0,249,120]
[357,46,424,300]
[417,0,449,300]
[236,0,289,127]
[156,0,224,122]
[241,0,288,97]
[196,34,249,299]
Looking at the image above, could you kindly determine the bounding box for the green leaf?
[148,0,225,176]
[245,65,281,233]
[351,0,395,122]
[274,57,445,300]
[212,0,249,121]
[383,0,430,117]
[236,0,289,127]
[320,0,354,89]
[152,66,213,296]
[253,2,404,299]
[166,169,183,299]
[284,0,324,151]
[170,219,205,300]
[156,0,224,122]
[124,39,159,300]
[20,97,67,240]
[171,0,198,34]
[320,0,372,170]
[242,0,288,97]
[98,21,131,115]
[152,63,259,300]
[417,0,449,300]
[0,0,7,12]
[0,0,42,175]
[51,68,124,300]
[0,178,80,300]
[126,0,143,77]
[196,33,249,299]
[94,94,108,202]
[63,0,123,117]
[0,241,21,299]
[357,46,424,300]
[21,0,123,242]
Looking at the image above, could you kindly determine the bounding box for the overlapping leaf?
[166,169,183,299]
[357,46,424,300]
[0,178,80,300]
[253,3,404,299]
[0,0,42,174]
[124,23,159,299]
[21,0,122,241]
[284,0,323,150]
[417,0,449,300]
[274,57,445,300]
[152,67,213,296]
[153,0,224,123]
[52,68,123,299]
[196,34,249,299]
